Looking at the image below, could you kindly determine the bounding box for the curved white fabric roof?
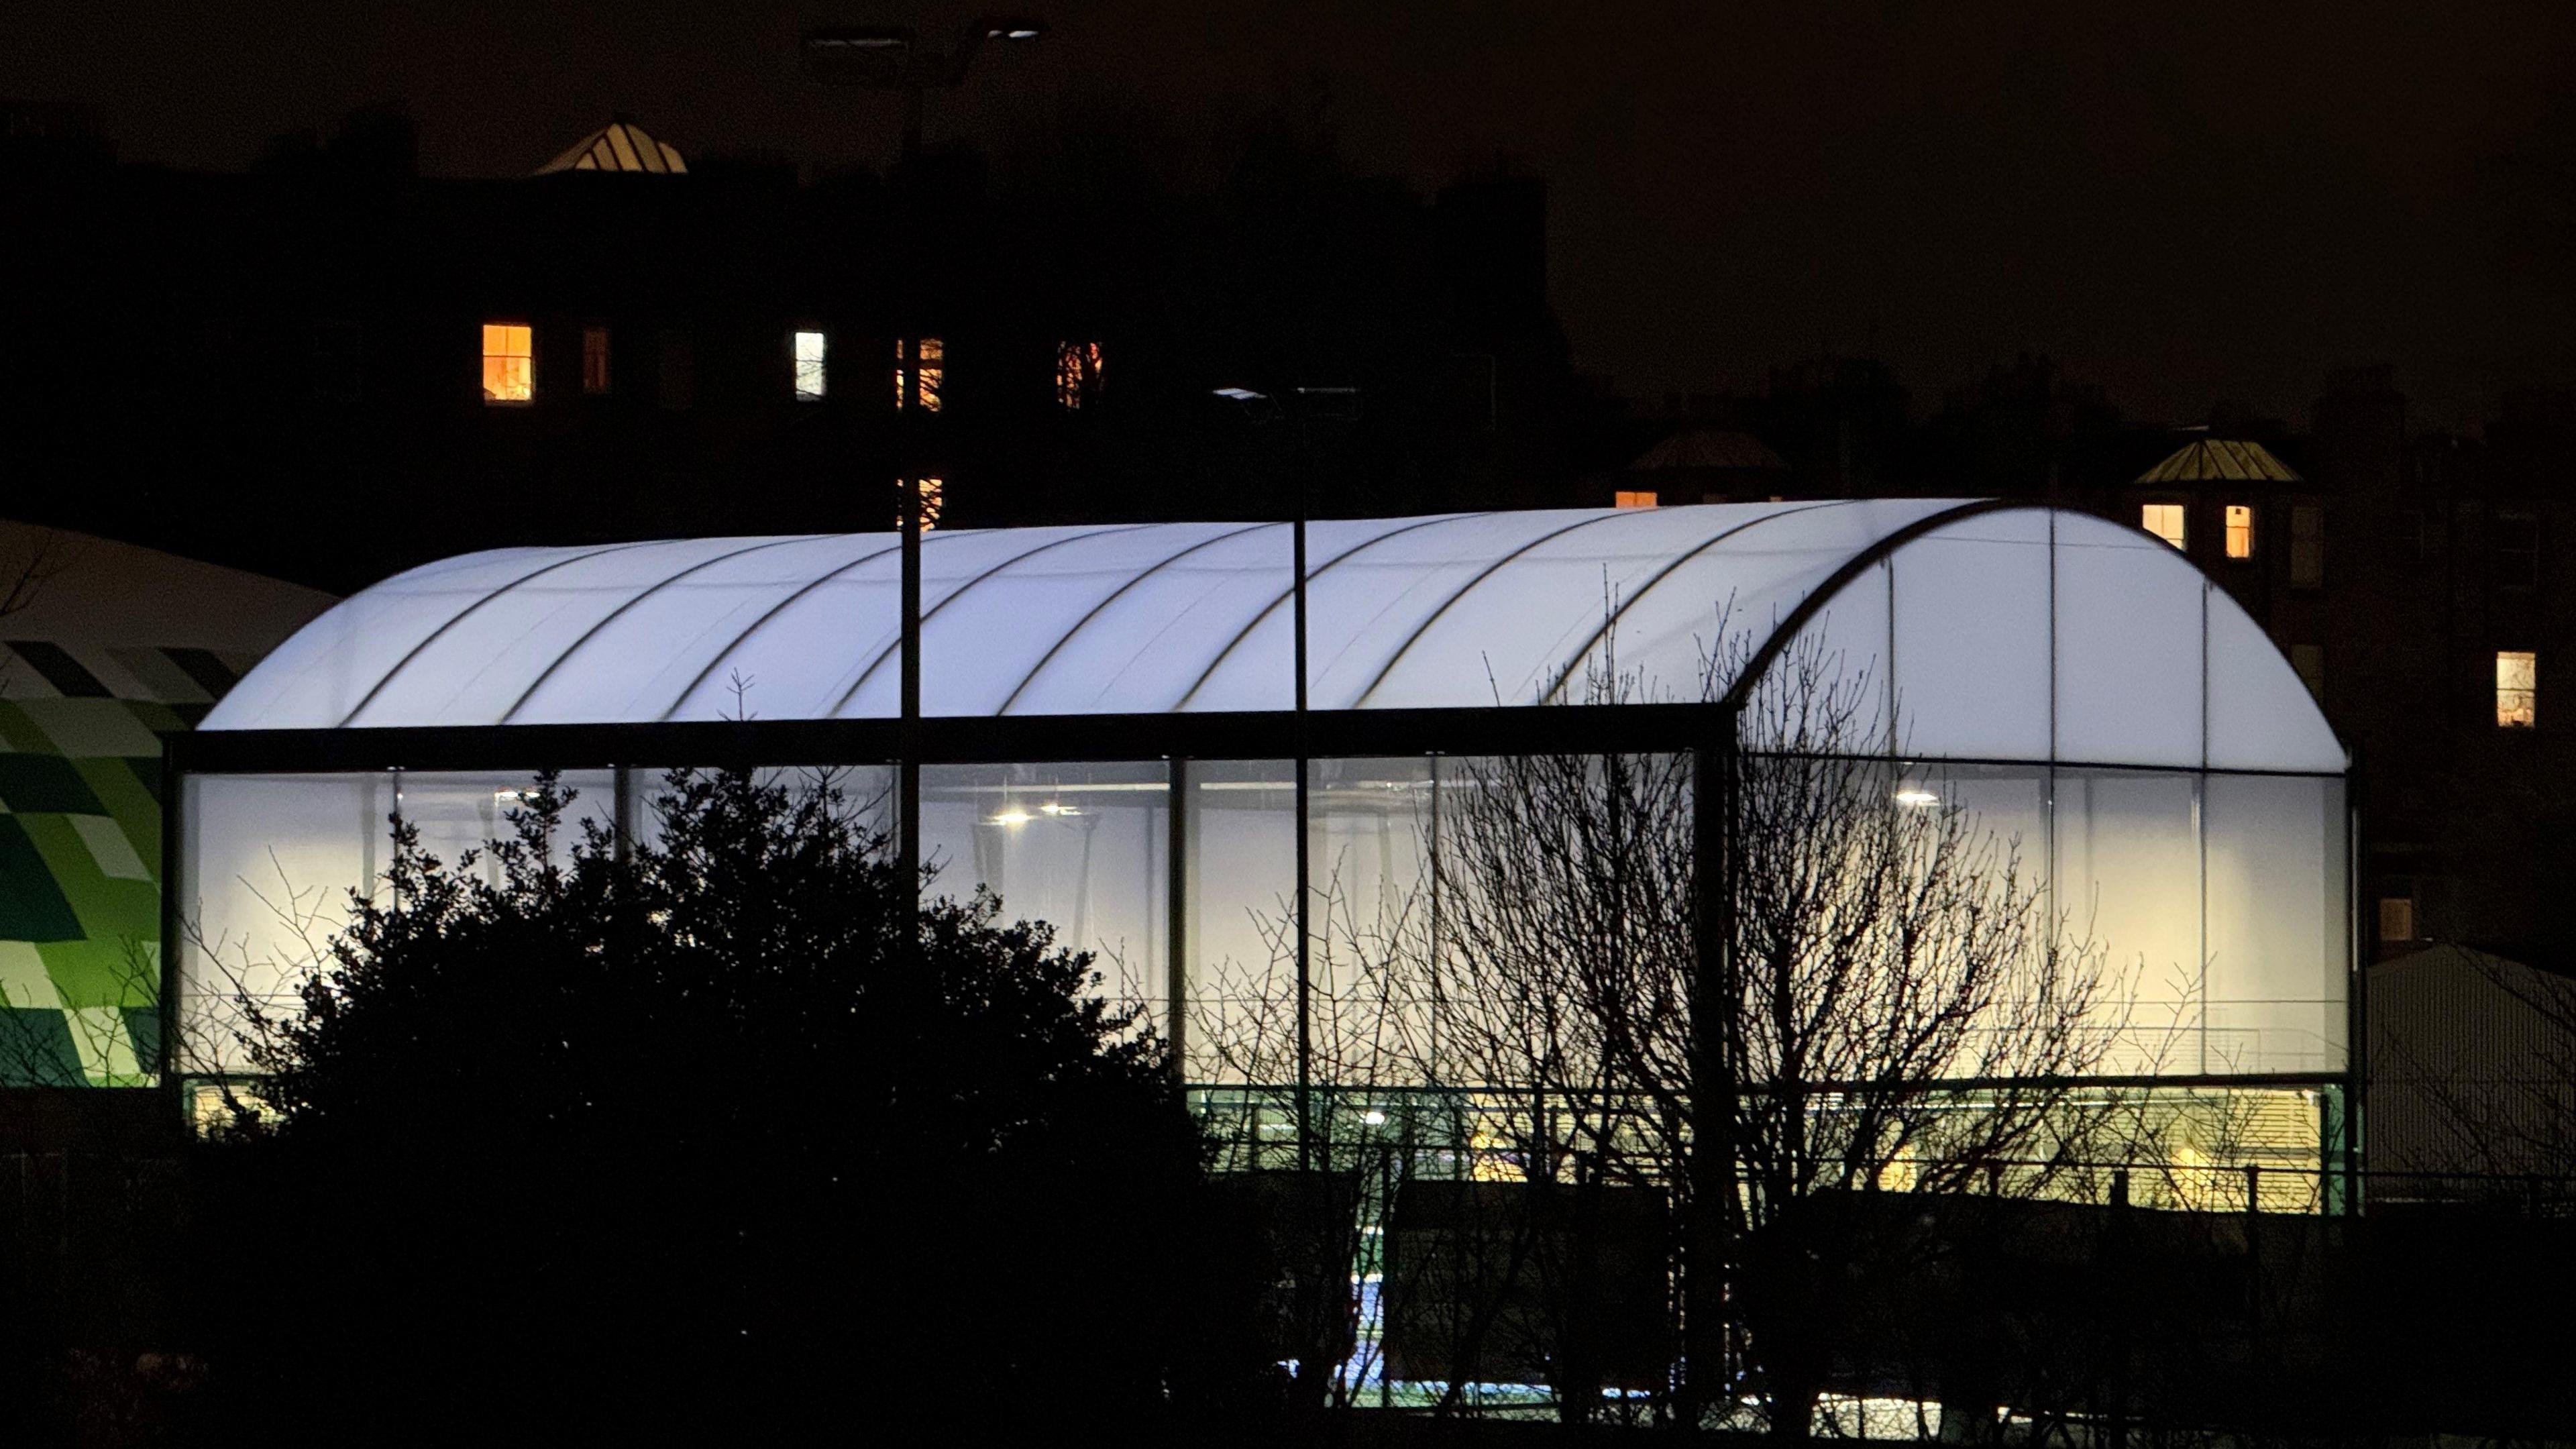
[203,501,2346,773]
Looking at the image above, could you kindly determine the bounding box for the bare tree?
[1191,620,2200,1431]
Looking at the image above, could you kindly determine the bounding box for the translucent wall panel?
[918,762,1169,1024]
[2204,594,2347,773]
[179,771,390,1073]
[2054,769,2205,1073]
[392,771,616,885]
[2053,513,2204,768]
[1888,512,2053,761]
[2204,773,2349,1073]
[1184,760,1297,1082]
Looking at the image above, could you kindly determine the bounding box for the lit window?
[1055,341,1103,409]
[2290,643,2324,703]
[2290,504,2324,588]
[481,323,533,404]
[2378,896,2416,943]
[2141,502,2186,549]
[2224,504,2254,559]
[915,477,944,531]
[582,327,610,395]
[1614,490,1659,510]
[896,337,943,412]
[2498,650,2537,729]
[794,331,827,400]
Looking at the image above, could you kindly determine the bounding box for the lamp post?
[804,15,1043,912]
[1213,384,1356,1171]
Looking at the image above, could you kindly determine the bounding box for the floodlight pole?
[804,16,1044,922]
[1216,385,1349,1173]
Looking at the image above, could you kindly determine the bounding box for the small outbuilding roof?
[1627,427,1789,474]
[206,501,2345,775]
[2137,437,2300,485]
[535,119,687,176]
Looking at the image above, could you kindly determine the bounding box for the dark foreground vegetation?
[168,769,1277,1446]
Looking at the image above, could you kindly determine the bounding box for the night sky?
[9,0,2572,427]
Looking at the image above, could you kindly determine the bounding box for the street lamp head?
[978,15,1046,40]
[1212,386,1269,402]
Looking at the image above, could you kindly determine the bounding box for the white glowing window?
[2499,651,2537,728]
[896,337,943,412]
[794,331,827,400]
[1614,490,1659,510]
[481,323,533,404]
[2224,504,2254,559]
[2141,502,2186,549]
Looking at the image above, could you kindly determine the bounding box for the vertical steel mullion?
[1167,756,1189,1082]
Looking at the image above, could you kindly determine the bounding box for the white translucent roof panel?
[204,502,2347,775]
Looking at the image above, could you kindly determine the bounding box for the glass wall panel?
[178,771,390,1074]
[2204,772,2348,1074]
[623,765,895,855]
[1184,760,1296,1083]
[393,770,617,885]
[2054,767,2204,1073]
[1311,757,1438,1086]
[920,761,1169,1029]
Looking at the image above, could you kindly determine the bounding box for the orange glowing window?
[916,477,945,531]
[2224,504,2254,559]
[1055,341,1103,409]
[1614,490,1659,510]
[896,337,943,412]
[482,323,533,404]
[2141,502,2186,549]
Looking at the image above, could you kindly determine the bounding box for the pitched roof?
[1627,427,1788,473]
[535,119,686,176]
[2137,437,2300,484]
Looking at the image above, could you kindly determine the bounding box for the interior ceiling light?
[1894,788,1939,807]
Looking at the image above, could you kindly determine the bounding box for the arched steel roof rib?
[825,523,1159,718]
[996,523,1277,714]
[335,539,666,728]
[656,537,911,722]
[1171,513,1491,711]
[1536,501,1845,704]
[498,535,828,724]
[1715,499,2029,714]
[1347,509,1658,707]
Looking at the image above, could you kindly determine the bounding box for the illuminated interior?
[896,337,943,412]
[2225,503,2254,558]
[2498,649,2537,728]
[794,331,827,400]
[916,477,944,531]
[1613,490,1658,509]
[1055,340,1102,409]
[2141,502,2186,549]
[480,323,533,404]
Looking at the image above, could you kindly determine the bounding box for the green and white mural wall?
[0,523,331,1087]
